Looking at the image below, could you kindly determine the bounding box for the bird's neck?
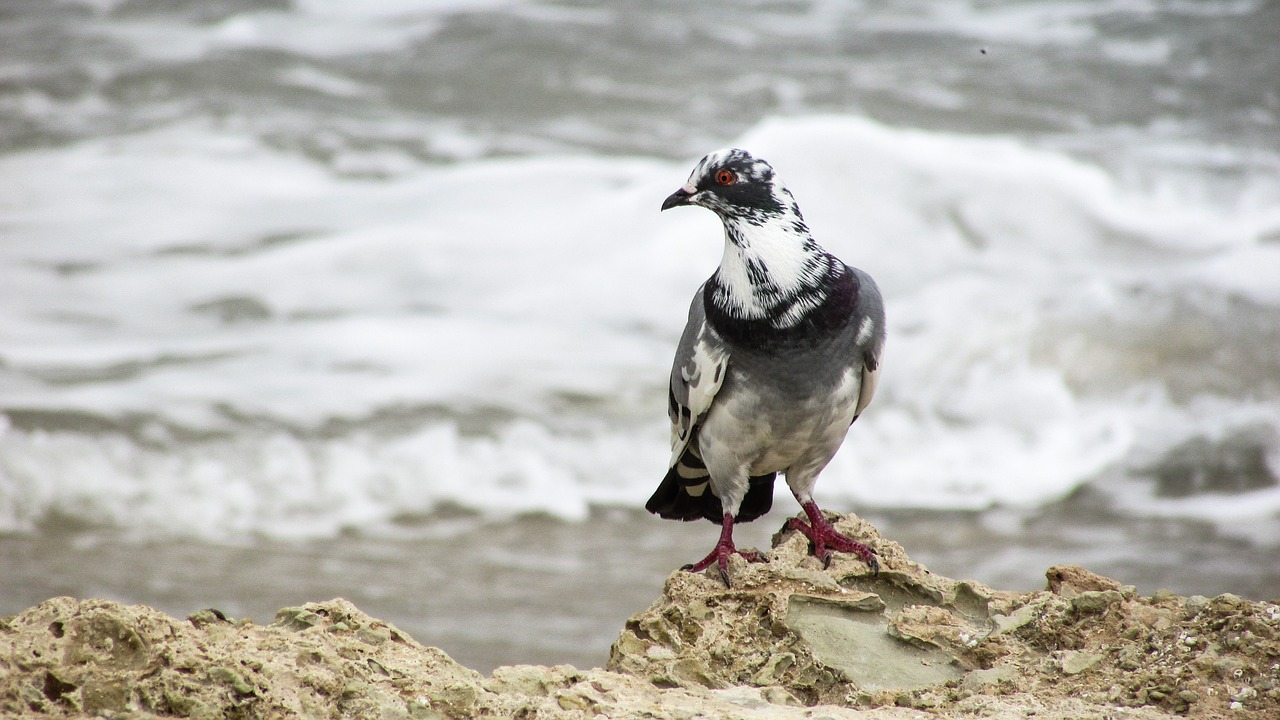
[708,214,837,328]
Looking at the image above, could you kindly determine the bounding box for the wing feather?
[668,287,729,467]
[850,267,886,423]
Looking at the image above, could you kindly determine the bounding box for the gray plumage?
[646,148,886,585]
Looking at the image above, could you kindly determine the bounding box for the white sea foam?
[1,114,1277,540]
[0,419,664,540]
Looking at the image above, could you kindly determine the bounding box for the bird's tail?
[645,448,776,524]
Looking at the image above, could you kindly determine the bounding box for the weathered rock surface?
[3,513,1278,719]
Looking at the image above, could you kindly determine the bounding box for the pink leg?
[682,513,767,588]
[787,501,879,573]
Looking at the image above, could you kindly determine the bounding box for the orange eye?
[715,169,736,186]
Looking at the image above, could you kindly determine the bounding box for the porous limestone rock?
[3,513,1279,719]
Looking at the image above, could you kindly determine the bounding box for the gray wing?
[667,284,730,467]
[850,266,886,422]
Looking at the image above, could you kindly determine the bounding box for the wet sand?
[3,501,1277,674]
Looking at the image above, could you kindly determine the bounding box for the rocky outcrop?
[611,513,1280,718]
[2,513,1278,719]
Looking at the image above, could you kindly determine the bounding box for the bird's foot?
[681,513,767,588]
[681,544,767,588]
[787,502,879,574]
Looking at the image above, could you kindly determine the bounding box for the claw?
[777,516,794,537]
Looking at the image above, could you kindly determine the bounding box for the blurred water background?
[2,0,1279,672]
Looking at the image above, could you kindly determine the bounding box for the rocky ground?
[2,513,1278,719]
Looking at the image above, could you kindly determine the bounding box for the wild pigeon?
[646,148,886,587]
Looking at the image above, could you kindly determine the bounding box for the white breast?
[698,366,862,482]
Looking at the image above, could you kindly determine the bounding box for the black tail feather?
[645,465,777,524]
[737,473,776,523]
[645,465,716,522]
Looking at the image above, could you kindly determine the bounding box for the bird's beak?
[661,184,697,211]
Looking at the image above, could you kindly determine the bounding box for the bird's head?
[661,148,795,221]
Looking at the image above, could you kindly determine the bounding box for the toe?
[786,517,811,537]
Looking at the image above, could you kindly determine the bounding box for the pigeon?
[646,148,886,587]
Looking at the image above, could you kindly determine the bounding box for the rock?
[1212,593,1245,612]
[3,512,1278,720]
[790,595,966,692]
[887,604,980,657]
[1060,650,1104,675]
[186,608,231,627]
[484,665,555,696]
[960,665,1017,691]
[1184,594,1210,617]
[1046,564,1122,597]
[0,597,488,719]
[606,515,992,704]
[1070,590,1124,615]
[989,602,1040,636]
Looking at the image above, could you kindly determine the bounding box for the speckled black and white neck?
[683,149,855,348]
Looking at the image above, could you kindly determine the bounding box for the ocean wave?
[1,114,1277,539]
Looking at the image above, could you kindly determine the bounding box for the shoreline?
[3,513,1278,719]
[3,502,1277,675]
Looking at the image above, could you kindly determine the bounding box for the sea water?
[2,0,1278,668]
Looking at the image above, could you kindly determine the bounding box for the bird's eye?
[715,169,736,186]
